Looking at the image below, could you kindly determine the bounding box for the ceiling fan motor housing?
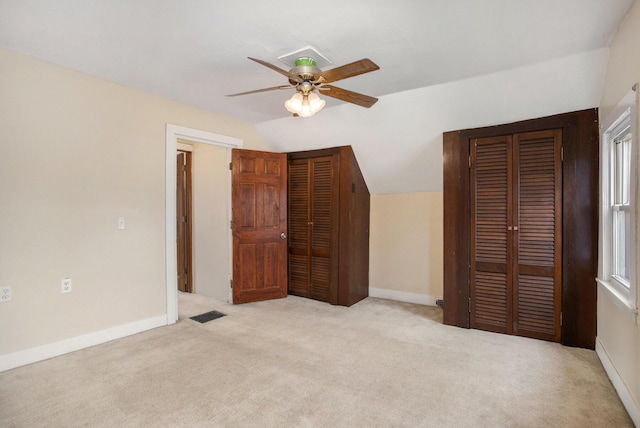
[289,57,321,86]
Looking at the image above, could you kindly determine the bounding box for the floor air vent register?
[190,310,226,323]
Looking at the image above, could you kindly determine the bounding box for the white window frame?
[597,84,639,319]
[611,111,632,285]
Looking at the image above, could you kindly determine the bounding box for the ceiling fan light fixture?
[300,96,312,117]
[284,92,303,113]
[308,92,326,113]
[284,91,325,117]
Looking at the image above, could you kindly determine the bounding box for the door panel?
[238,183,256,228]
[513,130,562,341]
[311,257,331,300]
[474,271,508,329]
[309,158,333,302]
[288,159,311,296]
[311,159,332,251]
[232,149,287,304]
[470,135,513,334]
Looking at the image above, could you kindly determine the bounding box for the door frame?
[443,109,599,349]
[165,124,243,324]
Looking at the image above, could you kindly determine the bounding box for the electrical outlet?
[61,278,72,293]
[0,286,11,302]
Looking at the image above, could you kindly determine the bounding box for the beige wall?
[0,48,270,356]
[369,192,443,302]
[597,0,640,419]
[191,143,230,301]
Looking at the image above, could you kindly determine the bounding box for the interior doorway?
[165,125,243,324]
[189,142,232,302]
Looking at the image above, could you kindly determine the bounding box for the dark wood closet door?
[513,130,562,341]
[288,156,339,303]
[288,159,310,297]
[470,135,514,334]
[470,130,562,342]
[310,157,335,302]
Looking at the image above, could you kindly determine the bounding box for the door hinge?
[468,297,472,313]
[468,155,472,169]
[560,312,563,326]
[229,220,233,229]
[229,279,233,289]
[561,146,564,162]
[182,215,187,223]
[229,162,233,170]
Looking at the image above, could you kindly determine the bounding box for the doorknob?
[280,232,287,240]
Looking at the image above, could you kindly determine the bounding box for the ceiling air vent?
[277,46,332,68]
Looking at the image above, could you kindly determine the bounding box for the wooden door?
[231,149,288,304]
[288,156,339,303]
[470,135,513,334]
[176,151,192,293]
[512,130,562,341]
[470,130,562,341]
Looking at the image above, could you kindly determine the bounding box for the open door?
[232,149,288,303]
[177,151,192,293]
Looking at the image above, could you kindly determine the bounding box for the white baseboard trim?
[0,314,168,372]
[369,287,440,306]
[596,337,640,426]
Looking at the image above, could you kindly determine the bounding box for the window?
[598,85,638,313]
[611,115,632,285]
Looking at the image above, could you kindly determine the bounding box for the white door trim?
[165,124,243,324]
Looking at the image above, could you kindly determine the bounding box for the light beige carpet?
[0,293,633,427]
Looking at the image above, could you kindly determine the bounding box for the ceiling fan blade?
[320,85,378,108]
[317,59,379,84]
[226,85,292,97]
[248,57,303,83]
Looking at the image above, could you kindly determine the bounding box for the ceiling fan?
[227,56,380,117]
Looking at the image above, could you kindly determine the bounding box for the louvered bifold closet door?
[309,157,335,302]
[287,156,337,303]
[470,136,514,334]
[513,130,562,342]
[288,159,310,297]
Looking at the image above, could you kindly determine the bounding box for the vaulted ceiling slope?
[0,1,634,193]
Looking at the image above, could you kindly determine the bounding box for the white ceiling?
[0,0,634,193]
